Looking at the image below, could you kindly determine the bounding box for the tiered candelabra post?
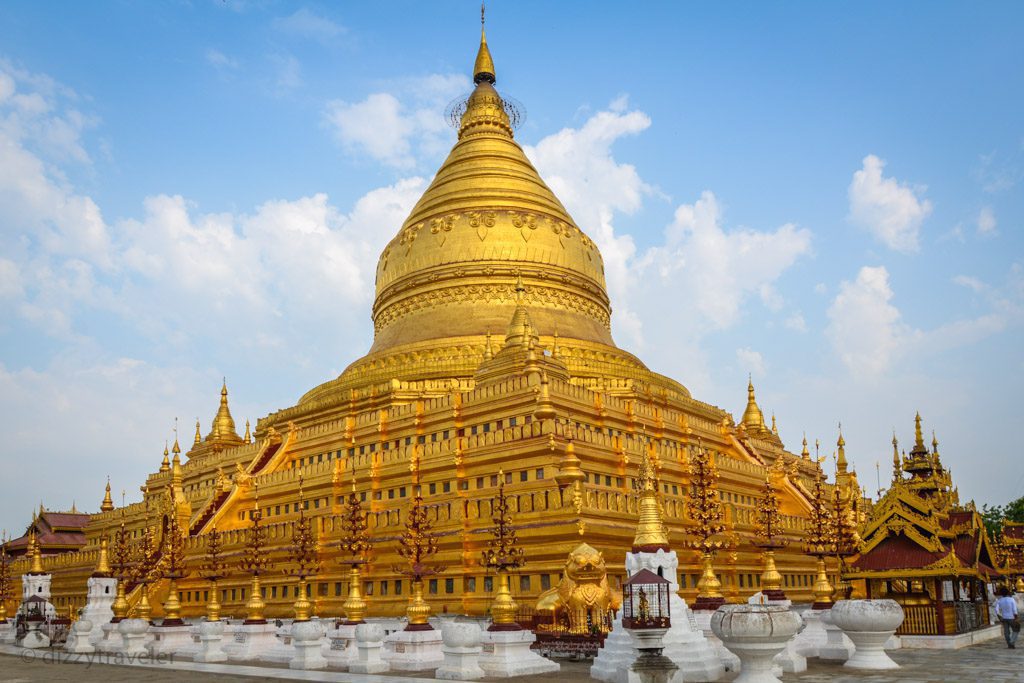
[831,479,862,601]
[199,526,227,621]
[753,474,788,601]
[686,441,730,610]
[285,475,321,621]
[395,447,443,631]
[110,514,132,621]
[0,531,11,624]
[338,473,372,624]
[481,470,526,631]
[804,467,837,609]
[129,509,159,621]
[158,489,188,626]
[239,485,272,624]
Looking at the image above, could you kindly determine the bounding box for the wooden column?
[934,578,946,635]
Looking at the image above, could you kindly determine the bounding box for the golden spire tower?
[100,478,114,513]
[633,438,670,553]
[741,377,766,434]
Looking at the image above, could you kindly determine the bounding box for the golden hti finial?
[160,441,170,473]
[913,411,925,451]
[632,436,669,552]
[482,467,526,628]
[836,423,848,474]
[194,417,202,445]
[771,412,778,436]
[801,434,810,459]
[741,375,766,433]
[931,430,939,455]
[474,1,495,84]
[100,477,114,512]
[28,529,44,574]
[244,419,251,444]
[891,432,902,482]
[483,330,493,360]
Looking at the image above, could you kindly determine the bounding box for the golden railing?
[895,604,938,635]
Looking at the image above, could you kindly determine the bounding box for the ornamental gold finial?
[473,3,495,85]
[194,417,201,445]
[913,411,925,451]
[771,412,778,436]
[95,537,111,576]
[741,376,766,433]
[931,430,939,454]
[632,437,669,552]
[836,423,848,474]
[100,477,114,512]
[801,434,810,459]
[244,419,251,444]
[160,441,170,473]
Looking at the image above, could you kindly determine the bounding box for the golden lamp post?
[0,531,11,624]
[753,474,788,601]
[338,472,373,625]
[239,485,272,624]
[803,466,837,609]
[831,477,862,601]
[198,525,227,621]
[685,441,730,610]
[395,447,444,631]
[158,489,188,626]
[285,475,321,622]
[110,514,132,621]
[481,470,526,631]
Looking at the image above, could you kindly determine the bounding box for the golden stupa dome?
[298,24,690,406]
[369,29,611,356]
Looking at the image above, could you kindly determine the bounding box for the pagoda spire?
[473,2,495,84]
[194,418,202,445]
[912,411,926,454]
[100,477,114,513]
[632,437,670,553]
[836,424,848,474]
[244,419,252,444]
[160,442,170,473]
[207,379,242,443]
[771,412,779,436]
[95,537,112,576]
[741,376,766,433]
[891,433,902,483]
[801,434,810,459]
[503,275,539,349]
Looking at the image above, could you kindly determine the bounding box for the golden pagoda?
[8,16,845,621]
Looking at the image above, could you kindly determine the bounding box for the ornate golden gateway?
[5,16,847,621]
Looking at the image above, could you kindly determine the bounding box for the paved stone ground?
[0,640,1020,682]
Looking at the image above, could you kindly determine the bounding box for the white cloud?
[848,154,932,253]
[976,206,997,235]
[272,8,346,43]
[826,266,910,377]
[206,49,239,70]
[323,74,467,169]
[736,347,765,377]
[269,53,302,92]
[785,312,807,332]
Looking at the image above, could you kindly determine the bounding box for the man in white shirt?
[994,585,1019,649]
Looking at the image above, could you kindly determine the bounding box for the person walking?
[994,585,1019,649]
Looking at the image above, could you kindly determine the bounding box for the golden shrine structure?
[6,20,980,629]
[845,414,1001,636]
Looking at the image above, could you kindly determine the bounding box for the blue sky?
[0,1,1021,535]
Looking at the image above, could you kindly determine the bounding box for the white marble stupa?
[592,447,723,683]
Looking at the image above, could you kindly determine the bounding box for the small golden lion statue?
[535,542,622,634]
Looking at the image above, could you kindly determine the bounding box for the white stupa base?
[593,549,723,682]
[20,621,50,649]
[117,618,151,656]
[324,622,358,669]
[193,621,227,663]
[289,619,328,670]
[147,624,194,656]
[97,621,124,652]
[222,622,279,662]
[383,627,444,671]
[350,623,389,674]
[692,609,741,672]
[478,628,560,677]
[64,619,96,654]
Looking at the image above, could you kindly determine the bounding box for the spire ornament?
[110,513,132,621]
[285,475,321,622]
[803,467,837,609]
[633,438,670,552]
[239,485,272,624]
[199,525,227,621]
[157,486,188,625]
[685,441,730,610]
[100,478,115,513]
[395,457,443,631]
[339,471,372,624]
[753,474,788,600]
[482,469,526,630]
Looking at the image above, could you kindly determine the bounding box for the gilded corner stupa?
[4,20,849,621]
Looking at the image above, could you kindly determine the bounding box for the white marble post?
[436,622,485,680]
[64,618,96,654]
[350,623,389,674]
[82,577,117,645]
[222,621,280,661]
[383,624,444,671]
[193,620,228,663]
[117,618,151,656]
[290,619,328,670]
[324,622,358,669]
